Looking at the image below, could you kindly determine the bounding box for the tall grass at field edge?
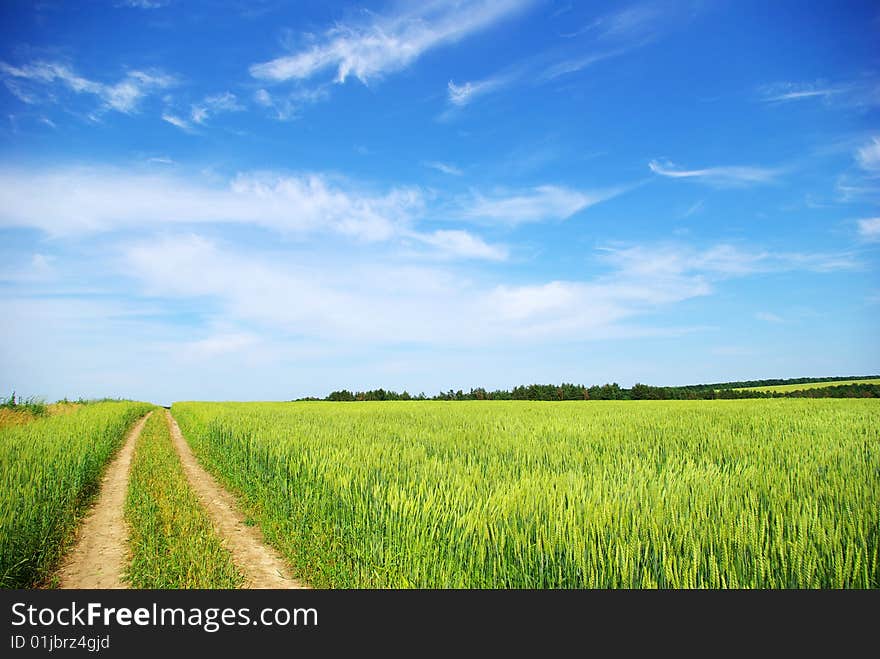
[0,402,154,588]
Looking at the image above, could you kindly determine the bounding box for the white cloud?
[462,185,620,225]
[0,166,422,242]
[481,242,852,340]
[249,0,533,85]
[856,136,880,174]
[0,61,174,114]
[483,265,712,339]
[648,159,781,186]
[0,166,627,238]
[447,75,511,106]
[759,82,846,103]
[857,217,880,242]
[835,176,880,203]
[252,86,328,120]
[0,61,99,93]
[184,333,259,358]
[588,3,665,42]
[423,160,463,176]
[444,3,683,108]
[191,91,244,124]
[545,3,675,80]
[410,229,508,261]
[755,311,783,323]
[561,3,666,42]
[682,199,704,218]
[117,0,169,7]
[540,50,621,80]
[711,346,755,357]
[162,113,193,132]
[122,234,476,344]
[118,234,724,345]
[600,243,858,278]
[0,252,56,284]
[254,89,272,106]
[759,78,880,108]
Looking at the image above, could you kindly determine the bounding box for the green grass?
[173,399,880,589]
[735,378,880,392]
[125,412,243,589]
[0,401,153,588]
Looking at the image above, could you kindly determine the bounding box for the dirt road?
[57,413,151,589]
[165,410,305,589]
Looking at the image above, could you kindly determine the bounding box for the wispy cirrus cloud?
[600,243,859,278]
[447,73,515,107]
[190,91,244,124]
[572,2,666,42]
[249,0,533,85]
[116,0,170,7]
[648,159,782,187]
[758,77,880,108]
[540,50,623,81]
[161,113,194,132]
[0,60,175,114]
[409,229,508,261]
[856,136,880,174]
[440,59,532,117]
[755,311,783,323]
[759,83,845,103]
[544,2,681,80]
[445,2,691,112]
[835,136,880,203]
[423,161,463,176]
[461,185,622,225]
[857,217,880,242]
[162,92,245,132]
[253,86,329,120]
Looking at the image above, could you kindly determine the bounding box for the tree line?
[298,378,880,402]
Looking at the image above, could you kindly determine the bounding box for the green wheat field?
[2,399,878,588]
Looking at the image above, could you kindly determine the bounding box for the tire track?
[165,410,305,589]
[57,413,151,589]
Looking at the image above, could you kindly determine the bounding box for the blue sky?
[1,0,878,404]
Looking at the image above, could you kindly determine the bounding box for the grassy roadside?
[0,401,82,430]
[0,401,153,588]
[125,412,244,588]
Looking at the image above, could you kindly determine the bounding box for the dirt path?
[165,410,305,589]
[57,413,151,589]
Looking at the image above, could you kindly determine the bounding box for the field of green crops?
[735,378,880,392]
[173,399,880,589]
[0,401,153,588]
